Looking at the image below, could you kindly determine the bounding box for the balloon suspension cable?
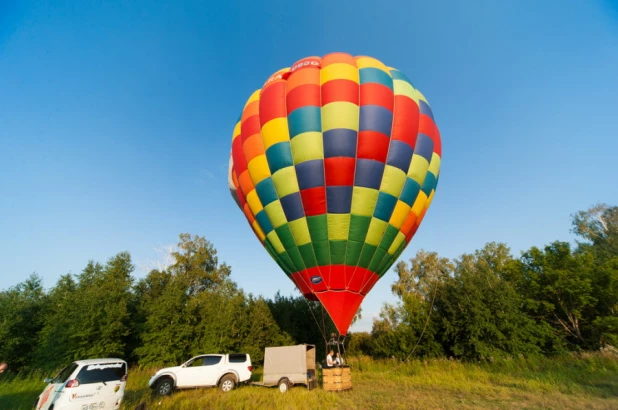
[382,271,440,374]
[302,292,328,346]
[380,207,445,372]
[340,334,348,364]
[340,268,441,375]
[321,305,327,342]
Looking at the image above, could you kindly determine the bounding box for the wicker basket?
[322,366,352,391]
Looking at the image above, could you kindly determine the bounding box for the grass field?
[2,350,617,410]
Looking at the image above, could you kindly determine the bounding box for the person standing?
[326,350,335,368]
[0,362,7,374]
[335,352,344,366]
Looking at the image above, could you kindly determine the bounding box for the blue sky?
[1,0,617,332]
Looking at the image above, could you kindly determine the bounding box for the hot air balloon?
[228,52,441,336]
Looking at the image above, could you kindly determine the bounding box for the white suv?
[149,353,252,395]
[35,358,128,410]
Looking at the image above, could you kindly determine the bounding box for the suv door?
[201,355,224,386]
[176,356,207,388]
[36,363,78,410]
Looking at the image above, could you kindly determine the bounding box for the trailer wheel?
[278,378,289,393]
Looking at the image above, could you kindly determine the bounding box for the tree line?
[0,204,616,373]
[350,203,618,360]
[0,233,336,373]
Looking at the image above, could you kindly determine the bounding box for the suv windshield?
[54,363,79,384]
[76,362,127,385]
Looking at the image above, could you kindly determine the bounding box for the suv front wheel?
[155,378,174,396]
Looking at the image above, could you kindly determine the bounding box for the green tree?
[171,233,232,294]
[136,234,235,366]
[132,267,173,363]
[509,203,618,349]
[571,203,618,259]
[346,331,373,356]
[69,253,135,360]
[240,296,294,363]
[266,291,337,360]
[590,257,618,346]
[391,251,453,299]
[185,282,247,357]
[498,205,618,351]
[34,274,78,370]
[371,251,452,359]
[436,243,560,360]
[510,241,600,349]
[570,204,618,347]
[136,234,295,366]
[0,274,47,371]
[135,268,197,366]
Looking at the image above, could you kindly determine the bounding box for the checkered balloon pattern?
[228,53,441,335]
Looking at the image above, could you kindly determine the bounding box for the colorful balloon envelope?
[228,53,441,335]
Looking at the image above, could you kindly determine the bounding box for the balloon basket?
[322,366,352,392]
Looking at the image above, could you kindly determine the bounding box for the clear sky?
[1,0,617,332]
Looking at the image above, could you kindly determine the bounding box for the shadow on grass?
[578,380,618,398]
[0,390,40,410]
[477,358,618,398]
[123,385,154,406]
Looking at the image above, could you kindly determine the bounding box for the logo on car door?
[38,385,54,409]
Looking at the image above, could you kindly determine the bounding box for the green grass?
[0,369,47,410]
[2,350,617,410]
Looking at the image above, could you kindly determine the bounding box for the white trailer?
[251,344,317,393]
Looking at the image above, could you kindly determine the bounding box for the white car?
[35,358,128,410]
[149,353,252,395]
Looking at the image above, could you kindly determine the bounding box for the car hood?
[154,366,182,376]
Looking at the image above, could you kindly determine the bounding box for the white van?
[35,358,128,410]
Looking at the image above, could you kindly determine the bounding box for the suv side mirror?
[44,378,53,383]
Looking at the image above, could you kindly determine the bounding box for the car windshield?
[53,363,79,384]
